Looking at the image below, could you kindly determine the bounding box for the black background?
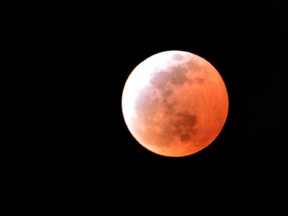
[10,1,288,214]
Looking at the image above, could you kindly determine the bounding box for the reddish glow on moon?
[122,50,229,157]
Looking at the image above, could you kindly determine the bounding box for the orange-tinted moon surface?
[122,50,229,157]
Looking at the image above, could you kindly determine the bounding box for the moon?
[122,50,229,157]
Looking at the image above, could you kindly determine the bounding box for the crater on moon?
[172,53,184,61]
[168,65,189,85]
[173,112,197,143]
[150,64,190,88]
[187,59,200,72]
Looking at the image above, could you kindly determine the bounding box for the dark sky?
[11,1,288,214]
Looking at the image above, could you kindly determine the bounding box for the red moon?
[122,50,229,157]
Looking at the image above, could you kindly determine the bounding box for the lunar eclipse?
[122,50,229,157]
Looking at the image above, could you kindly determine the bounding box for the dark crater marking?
[187,59,200,72]
[172,112,198,143]
[172,54,184,61]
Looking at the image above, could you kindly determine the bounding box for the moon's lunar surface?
[122,50,229,157]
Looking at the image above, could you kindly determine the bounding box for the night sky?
[11,1,288,214]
